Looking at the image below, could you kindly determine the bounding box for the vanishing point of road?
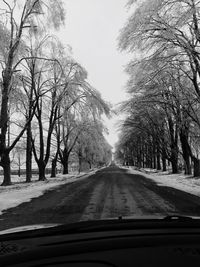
[1,165,200,230]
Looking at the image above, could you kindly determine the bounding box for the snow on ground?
[0,170,97,215]
[2,165,200,217]
[123,166,200,198]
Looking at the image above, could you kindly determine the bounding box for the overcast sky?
[58,0,131,148]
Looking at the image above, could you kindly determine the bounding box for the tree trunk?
[167,116,179,174]
[162,156,167,172]
[136,141,141,167]
[150,152,153,169]
[51,157,57,178]
[38,161,46,181]
[171,160,178,174]
[153,143,157,169]
[153,154,157,169]
[62,153,69,174]
[78,156,82,173]
[137,154,141,168]
[193,157,200,177]
[0,75,11,185]
[156,151,161,170]
[88,161,92,169]
[179,129,192,175]
[142,148,145,168]
[184,157,191,175]
[63,163,69,174]
[1,151,11,185]
[170,139,179,174]
[171,150,179,174]
[26,125,32,182]
[181,140,192,175]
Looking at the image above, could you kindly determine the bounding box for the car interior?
[1,218,200,266]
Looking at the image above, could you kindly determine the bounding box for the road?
[1,166,200,230]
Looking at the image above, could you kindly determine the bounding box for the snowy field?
[0,170,97,215]
[124,166,200,198]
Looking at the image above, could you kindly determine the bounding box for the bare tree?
[0,0,65,185]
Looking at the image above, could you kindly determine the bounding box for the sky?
[58,0,131,148]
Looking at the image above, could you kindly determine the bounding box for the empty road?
[1,166,200,230]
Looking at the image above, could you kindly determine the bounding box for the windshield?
[0,0,200,232]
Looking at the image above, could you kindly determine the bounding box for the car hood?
[1,214,200,235]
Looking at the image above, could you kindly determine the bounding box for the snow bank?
[124,167,200,197]
[0,170,97,215]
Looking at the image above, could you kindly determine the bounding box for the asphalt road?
[1,166,200,230]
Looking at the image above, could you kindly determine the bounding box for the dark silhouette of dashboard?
[0,218,200,266]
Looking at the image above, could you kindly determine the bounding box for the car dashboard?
[0,219,200,266]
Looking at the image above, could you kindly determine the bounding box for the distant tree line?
[0,0,112,185]
[116,0,200,177]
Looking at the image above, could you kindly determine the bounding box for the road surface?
[1,166,200,230]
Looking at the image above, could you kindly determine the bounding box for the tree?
[12,141,26,177]
[17,34,54,182]
[0,0,65,185]
[57,63,110,174]
[74,120,111,172]
[30,54,70,181]
[118,0,200,176]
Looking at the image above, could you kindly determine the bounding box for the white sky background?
[57,0,131,149]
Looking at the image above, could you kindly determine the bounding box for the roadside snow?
[124,167,200,198]
[0,170,97,215]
